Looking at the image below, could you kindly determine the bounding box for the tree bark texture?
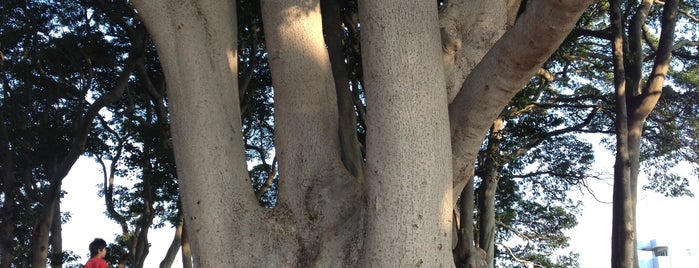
[359,0,453,266]
[133,0,594,266]
[439,0,519,102]
[133,1,265,266]
[260,0,363,266]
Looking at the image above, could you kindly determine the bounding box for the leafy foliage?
[0,0,133,265]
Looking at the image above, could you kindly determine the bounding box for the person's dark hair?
[89,238,107,257]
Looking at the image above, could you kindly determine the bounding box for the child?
[84,238,108,268]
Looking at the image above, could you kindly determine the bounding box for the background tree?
[81,2,181,267]
[549,1,696,266]
[529,1,698,266]
[0,0,139,266]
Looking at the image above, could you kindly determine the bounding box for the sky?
[566,140,699,267]
[61,144,698,267]
[567,173,699,267]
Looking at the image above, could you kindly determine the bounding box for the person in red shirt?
[84,238,108,268]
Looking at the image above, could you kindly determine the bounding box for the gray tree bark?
[132,1,264,266]
[132,0,594,266]
[358,0,453,266]
[259,0,363,266]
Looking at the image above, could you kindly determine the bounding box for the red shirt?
[85,257,108,268]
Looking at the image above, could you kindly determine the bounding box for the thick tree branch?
[632,0,679,121]
[626,0,653,96]
[449,0,594,198]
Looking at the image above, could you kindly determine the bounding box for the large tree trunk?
[133,0,593,266]
[358,0,453,266]
[260,1,363,266]
[610,1,678,267]
[132,1,267,266]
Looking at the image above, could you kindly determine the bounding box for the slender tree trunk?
[160,214,184,268]
[131,165,155,268]
[320,0,364,179]
[49,199,63,268]
[478,119,504,268]
[180,221,192,268]
[0,110,17,268]
[29,202,53,267]
[30,182,61,267]
[453,178,487,268]
[609,2,634,267]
